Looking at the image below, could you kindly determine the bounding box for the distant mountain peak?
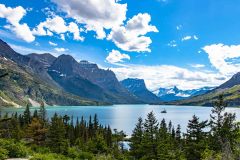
[121,78,160,103]
[154,86,214,102]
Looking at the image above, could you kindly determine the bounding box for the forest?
[0,95,239,160]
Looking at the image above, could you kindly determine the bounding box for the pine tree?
[23,103,31,125]
[106,125,112,147]
[88,115,93,139]
[26,118,47,145]
[142,111,159,159]
[93,114,99,136]
[39,101,47,123]
[176,124,181,143]
[185,115,208,160]
[130,117,144,159]
[209,95,239,159]
[47,113,68,153]
[33,110,38,119]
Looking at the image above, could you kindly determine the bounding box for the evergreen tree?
[185,115,208,160]
[93,114,99,136]
[47,113,68,153]
[26,118,47,145]
[210,95,239,159]
[88,115,93,139]
[142,111,159,159]
[33,110,38,119]
[176,124,181,143]
[23,103,31,125]
[130,117,144,159]
[106,125,112,147]
[39,101,47,123]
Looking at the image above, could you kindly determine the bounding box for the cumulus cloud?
[203,44,240,75]
[49,41,57,46]
[51,0,127,39]
[54,47,68,52]
[32,15,84,41]
[0,4,35,42]
[106,50,130,64]
[108,13,158,52]
[111,64,225,90]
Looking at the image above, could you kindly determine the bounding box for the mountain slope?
[0,57,101,107]
[27,53,56,67]
[0,39,140,105]
[174,73,240,107]
[216,72,240,90]
[49,55,141,104]
[121,78,160,103]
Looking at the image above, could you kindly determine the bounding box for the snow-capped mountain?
[153,86,215,102]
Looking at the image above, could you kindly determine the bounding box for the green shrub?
[78,151,94,160]
[67,147,94,159]
[0,147,8,160]
[30,153,70,160]
[0,139,30,158]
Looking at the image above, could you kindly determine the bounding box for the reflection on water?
[2,104,240,136]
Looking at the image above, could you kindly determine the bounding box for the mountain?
[153,86,214,102]
[27,53,56,67]
[121,78,160,103]
[216,72,240,90]
[174,72,240,106]
[49,55,141,104]
[0,56,100,107]
[0,39,140,106]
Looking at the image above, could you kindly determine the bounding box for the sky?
[0,0,240,91]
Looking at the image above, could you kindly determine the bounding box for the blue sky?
[1,0,240,91]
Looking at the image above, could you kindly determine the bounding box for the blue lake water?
[2,104,240,136]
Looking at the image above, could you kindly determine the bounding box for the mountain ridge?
[153,86,214,102]
[0,39,141,106]
[121,78,161,103]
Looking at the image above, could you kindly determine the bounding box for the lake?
[2,104,240,136]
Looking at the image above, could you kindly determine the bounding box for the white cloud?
[203,44,240,75]
[51,0,127,39]
[181,35,199,41]
[60,34,65,40]
[106,49,130,64]
[111,64,226,91]
[167,40,177,47]
[0,4,35,42]
[33,15,84,41]
[176,25,182,30]
[108,13,158,52]
[49,41,57,46]
[181,36,191,41]
[68,22,84,41]
[54,47,68,52]
[190,64,205,68]
[193,35,198,40]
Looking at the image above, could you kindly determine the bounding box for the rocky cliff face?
[0,39,142,106]
[121,78,160,103]
[49,54,141,103]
